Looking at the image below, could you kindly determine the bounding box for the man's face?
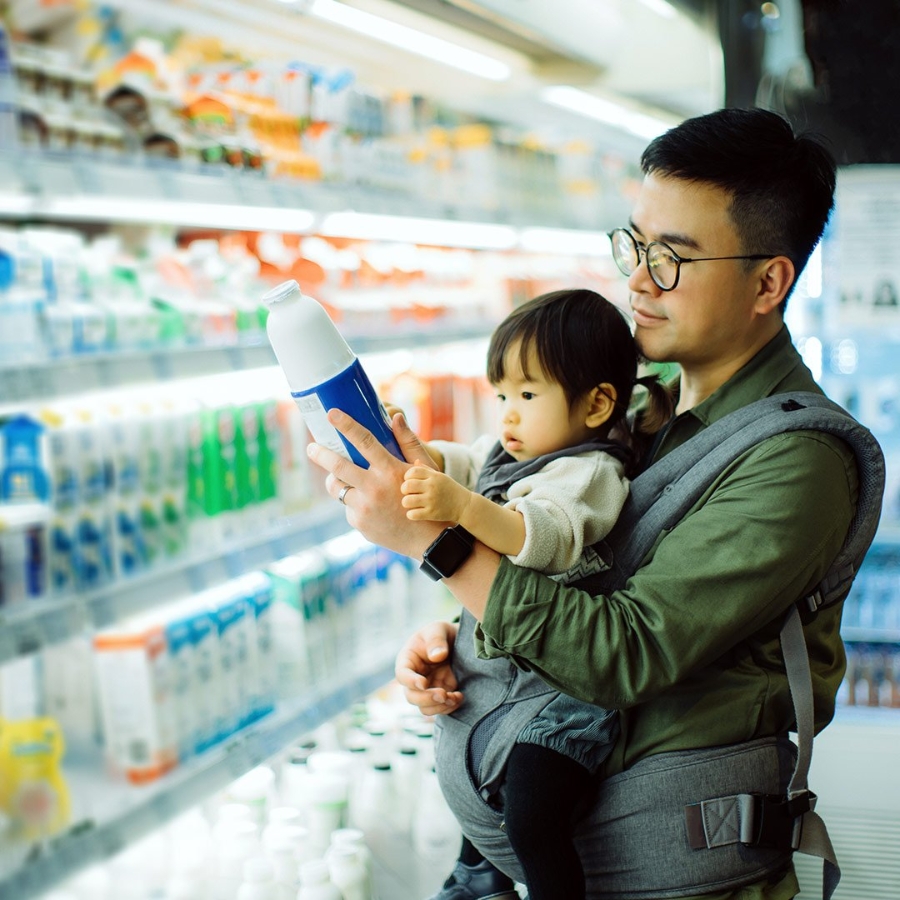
[626,173,767,375]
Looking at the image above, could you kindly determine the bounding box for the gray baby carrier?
[433,392,885,900]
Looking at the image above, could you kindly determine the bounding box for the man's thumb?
[393,413,436,468]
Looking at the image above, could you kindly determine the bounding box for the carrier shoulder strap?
[593,391,885,900]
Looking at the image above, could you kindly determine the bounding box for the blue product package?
[165,614,196,761]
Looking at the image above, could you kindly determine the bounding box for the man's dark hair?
[640,107,837,307]
[486,289,638,429]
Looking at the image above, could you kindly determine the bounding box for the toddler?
[400,289,672,900]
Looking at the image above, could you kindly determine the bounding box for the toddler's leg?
[503,742,593,900]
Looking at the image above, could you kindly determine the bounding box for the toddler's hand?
[401,465,470,522]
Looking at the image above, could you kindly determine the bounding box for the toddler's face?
[492,343,595,461]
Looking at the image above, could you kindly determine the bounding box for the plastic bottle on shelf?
[296,860,343,900]
[327,844,369,900]
[267,831,309,900]
[412,766,462,860]
[304,770,351,855]
[213,802,256,842]
[328,829,373,899]
[262,805,304,845]
[237,857,278,900]
[351,761,395,836]
[226,766,277,828]
[391,745,420,834]
[212,819,263,900]
[262,279,403,468]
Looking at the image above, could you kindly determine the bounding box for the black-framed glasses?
[607,227,777,292]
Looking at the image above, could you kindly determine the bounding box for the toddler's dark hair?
[486,289,673,463]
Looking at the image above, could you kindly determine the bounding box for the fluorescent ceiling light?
[35,197,316,232]
[309,0,511,81]
[540,86,676,141]
[320,211,517,250]
[518,228,612,257]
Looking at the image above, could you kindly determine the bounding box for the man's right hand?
[395,620,464,716]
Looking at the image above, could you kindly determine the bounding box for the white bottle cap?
[329,827,365,848]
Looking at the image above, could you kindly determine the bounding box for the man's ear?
[755,256,795,315]
[585,383,617,428]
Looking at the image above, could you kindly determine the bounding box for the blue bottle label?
[291,358,403,468]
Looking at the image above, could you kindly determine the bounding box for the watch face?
[422,525,474,580]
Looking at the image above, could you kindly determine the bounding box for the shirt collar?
[682,326,804,428]
[651,326,809,462]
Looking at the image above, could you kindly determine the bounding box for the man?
[308,108,859,900]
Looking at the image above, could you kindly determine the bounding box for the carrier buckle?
[746,791,814,850]
[799,589,824,624]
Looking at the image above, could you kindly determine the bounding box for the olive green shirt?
[478,327,859,900]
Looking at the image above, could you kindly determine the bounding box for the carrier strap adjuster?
[685,789,815,853]
[746,790,815,850]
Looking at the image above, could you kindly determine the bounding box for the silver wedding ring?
[338,484,354,505]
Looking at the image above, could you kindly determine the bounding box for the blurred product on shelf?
[0,502,49,606]
[0,656,71,841]
[0,224,561,368]
[840,642,900,709]
[3,4,640,228]
[6,677,459,899]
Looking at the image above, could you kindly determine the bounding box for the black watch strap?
[419,524,475,581]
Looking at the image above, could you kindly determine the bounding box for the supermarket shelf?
[0,322,493,403]
[0,148,578,232]
[0,660,397,900]
[0,502,352,665]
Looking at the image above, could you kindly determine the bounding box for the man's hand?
[306,410,444,556]
[401,466,472,522]
[395,620,463,716]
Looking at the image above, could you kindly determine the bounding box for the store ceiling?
[388,0,720,118]
[84,1,900,164]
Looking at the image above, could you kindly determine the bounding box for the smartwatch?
[419,524,475,581]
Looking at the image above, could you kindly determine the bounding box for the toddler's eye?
[521,392,536,400]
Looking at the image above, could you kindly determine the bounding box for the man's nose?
[627,252,661,295]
